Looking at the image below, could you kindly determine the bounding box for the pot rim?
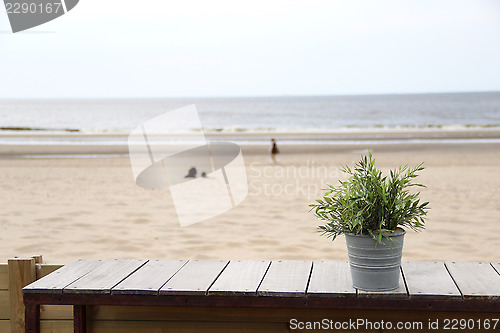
[345,227,406,238]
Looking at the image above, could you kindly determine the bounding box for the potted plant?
[310,153,429,291]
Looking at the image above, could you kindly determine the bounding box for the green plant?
[310,153,429,243]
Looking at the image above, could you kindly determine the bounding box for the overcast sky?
[1,0,500,98]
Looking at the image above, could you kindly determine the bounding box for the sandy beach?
[1,139,499,264]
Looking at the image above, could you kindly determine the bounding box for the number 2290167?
[5,2,63,14]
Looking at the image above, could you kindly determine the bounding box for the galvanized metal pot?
[345,228,406,291]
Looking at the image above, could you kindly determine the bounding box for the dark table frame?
[24,292,499,333]
[22,259,500,333]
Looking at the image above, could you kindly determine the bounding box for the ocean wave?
[200,124,500,134]
[0,126,80,132]
[2,124,500,135]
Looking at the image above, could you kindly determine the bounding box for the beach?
[1,138,499,264]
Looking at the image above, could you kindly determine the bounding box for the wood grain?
[36,265,63,280]
[39,305,73,320]
[402,262,461,298]
[38,319,289,333]
[0,320,10,332]
[0,290,9,320]
[258,260,312,297]
[64,259,147,294]
[159,260,228,295]
[8,258,36,333]
[445,262,500,298]
[491,263,500,275]
[112,260,187,295]
[307,261,356,297]
[0,265,8,290]
[209,260,270,296]
[24,260,104,294]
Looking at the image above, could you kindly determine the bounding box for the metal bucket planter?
[345,228,406,291]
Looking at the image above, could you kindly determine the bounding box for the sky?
[1,0,500,98]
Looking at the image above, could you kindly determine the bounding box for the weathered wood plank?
[83,305,500,325]
[445,262,500,298]
[36,265,63,280]
[9,258,36,333]
[0,264,7,290]
[24,260,105,294]
[0,320,10,332]
[88,305,328,322]
[40,305,73,320]
[34,309,500,333]
[402,262,461,299]
[159,260,228,295]
[38,320,289,333]
[3,296,72,321]
[30,310,500,333]
[40,320,73,332]
[38,320,287,333]
[208,260,270,296]
[492,263,500,275]
[307,261,356,297]
[357,269,407,298]
[0,290,8,320]
[64,259,148,294]
[257,260,312,297]
[112,260,187,295]
[5,300,73,321]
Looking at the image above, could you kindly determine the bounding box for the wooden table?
[23,260,500,333]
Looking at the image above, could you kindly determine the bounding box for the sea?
[1,91,500,148]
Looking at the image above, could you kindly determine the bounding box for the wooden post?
[8,258,36,333]
[24,303,40,333]
[31,256,43,265]
[74,305,87,333]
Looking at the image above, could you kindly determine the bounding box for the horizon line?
[1,89,500,100]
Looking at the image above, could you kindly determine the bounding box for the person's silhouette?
[270,138,279,164]
[185,167,197,178]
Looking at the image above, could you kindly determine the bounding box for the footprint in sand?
[187,245,217,252]
[35,217,67,223]
[277,245,303,253]
[66,251,94,257]
[72,222,91,228]
[252,239,279,246]
[67,210,92,217]
[113,245,142,252]
[180,233,199,240]
[193,254,212,260]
